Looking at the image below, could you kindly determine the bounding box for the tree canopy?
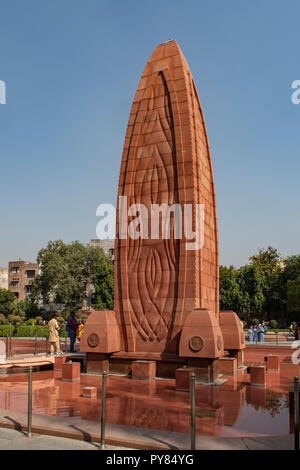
[0,288,16,315]
[220,246,300,326]
[30,240,114,313]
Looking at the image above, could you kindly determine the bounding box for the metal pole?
[65,328,67,354]
[6,336,8,359]
[9,333,12,358]
[294,376,299,451]
[34,331,38,355]
[27,366,33,437]
[190,372,196,450]
[99,370,107,450]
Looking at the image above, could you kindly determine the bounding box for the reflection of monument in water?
[81,40,244,383]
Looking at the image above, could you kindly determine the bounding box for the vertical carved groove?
[124,71,180,344]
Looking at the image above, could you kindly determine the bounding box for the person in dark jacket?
[67,312,78,353]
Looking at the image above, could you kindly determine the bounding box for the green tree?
[220,263,265,322]
[30,240,114,311]
[0,313,8,324]
[287,274,300,313]
[249,246,281,277]
[269,255,300,324]
[7,314,23,327]
[237,264,265,319]
[31,240,87,308]
[269,319,278,329]
[9,300,31,320]
[0,289,16,316]
[220,265,244,313]
[219,249,300,327]
[84,245,114,310]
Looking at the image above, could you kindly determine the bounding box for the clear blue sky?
[0,0,299,268]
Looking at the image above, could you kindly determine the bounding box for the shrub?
[15,325,49,337]
[7,314,23,326]
[0,325,15,336]
[269,320,278,329]
[252,318,259,326]
[0,314,8,325]
[59,325,67,337]
[35,325,49,337]
[16,325,36,337]
[35,316,44,325]
[25,318,37,325]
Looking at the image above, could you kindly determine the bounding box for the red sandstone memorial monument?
[81,40,245,383]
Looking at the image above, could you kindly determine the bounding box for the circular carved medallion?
[189,336,204,352]
[217,336,222,351]
[87,333,100,348]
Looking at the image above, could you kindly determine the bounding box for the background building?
[8,261,39,300]
[89,239,114,259]
[0,268,8,289]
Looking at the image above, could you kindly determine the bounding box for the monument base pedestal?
[186,357,221,385]
[89,352,186,378]
[85,351,223,384]
[86,353,109,374]
[229,349,246,370]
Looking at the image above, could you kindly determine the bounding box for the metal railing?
[27,366,33,437]
[0,334,74,357]
[294,376,299,450]
[5,335,9,360]
[99,370,107,450]
[190,373,196,450]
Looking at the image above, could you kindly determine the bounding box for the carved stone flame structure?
[81,40,244,383]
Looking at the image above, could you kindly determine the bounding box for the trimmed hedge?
[0,324,65,338]
[16,325,35,337]
[16,325,49,337]
[0,325,15,336]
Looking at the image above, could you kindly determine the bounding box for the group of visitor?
[247,321,267,343]
[48,312,84,355]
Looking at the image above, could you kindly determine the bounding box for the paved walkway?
[0,427,98,450]
[0,408,295,450]
[0,427,133,450]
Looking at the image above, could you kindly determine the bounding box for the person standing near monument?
[67,312,78,353]
[253,325,258,342]
[48,313,61,355]
[77,321,84,341]
[262,320,268,334]
[258,324,265,343]
[247,326,254,342]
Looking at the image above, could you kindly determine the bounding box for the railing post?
[27,366,33,437]
[9,333,12,358]
[190,372,196,450]
[99,370,107,450]
[6,335,9,360]
[34,331,38,355]
[45,336,49,355]
[294,376,299,450]
[65,329,68,354]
